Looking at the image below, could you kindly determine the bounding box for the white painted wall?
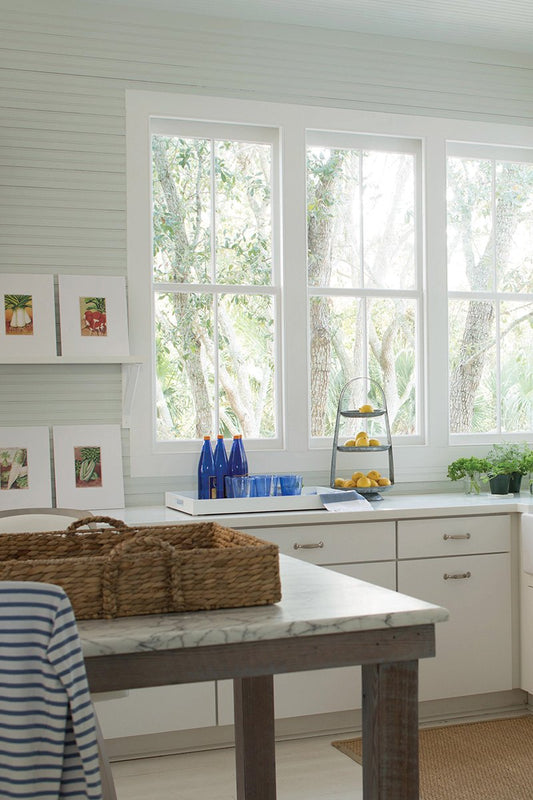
[1,0,532,505]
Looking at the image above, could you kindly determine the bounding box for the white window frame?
[306,130,424,447]
[447,141,533,444]
[150,117,282,449]
[126,90,533,482]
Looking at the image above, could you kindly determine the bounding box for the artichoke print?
[74,446,103,488]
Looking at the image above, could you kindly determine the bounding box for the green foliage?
[447,456,490,481]
[486,442,533,476]
[4,294,31,311]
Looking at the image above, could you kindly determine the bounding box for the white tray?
[165,487,330,516]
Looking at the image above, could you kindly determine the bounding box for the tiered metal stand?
[329,376,394,500]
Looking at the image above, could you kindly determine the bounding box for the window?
[447,144,533,436]
[126,91,533,481]
[151,120,280,444]
[306,133,422,439]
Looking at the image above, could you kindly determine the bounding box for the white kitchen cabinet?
[397,514,511,559]
[251,520,395,565]
[218,521,396,723]
[397,514,512,702]
[93,683,216,739]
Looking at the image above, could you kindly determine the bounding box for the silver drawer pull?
[293,541,324,550]
[443,571,471,580]
[443,533,471,540]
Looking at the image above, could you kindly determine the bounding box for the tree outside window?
[306,139,420,438]
[447,151,533,435]
[152,129,278,441]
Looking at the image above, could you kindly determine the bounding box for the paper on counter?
[319,490,374,512]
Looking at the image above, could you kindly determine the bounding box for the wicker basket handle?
[66,516,131,532]
[102,532,185,618]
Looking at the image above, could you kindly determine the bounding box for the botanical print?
[80,297,107,336]
[74,446,103,488]
[4,294,33,336]
[0,447,29,490]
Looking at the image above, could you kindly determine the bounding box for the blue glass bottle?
[213,434,229,499]
[228,435,248,480]
[197,436,215,500]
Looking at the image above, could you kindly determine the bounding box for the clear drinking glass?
[251,474,275,497]
[279,474,303,496]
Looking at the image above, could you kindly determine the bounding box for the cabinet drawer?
[249,521,395,565]
[397,515,510,559]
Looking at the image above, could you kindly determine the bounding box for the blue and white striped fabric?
[0,581,103,799]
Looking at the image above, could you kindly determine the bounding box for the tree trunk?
[449,176,520,433]
[308,151,346,435]
[153,140,212,436]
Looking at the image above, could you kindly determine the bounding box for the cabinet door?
[252,521,395,565]
[397,515,510,559]
[217,561,396,724]
[398,553,512,701]
[93,683,217,739]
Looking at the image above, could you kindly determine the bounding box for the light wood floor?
[110,734,363,799]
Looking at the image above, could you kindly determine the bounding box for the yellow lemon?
[359,404,374,413]
[368,438,381,447]
[367,470,381,480]
[344,438,357,447]
[355,435,369,447]
[334,477,346,488]
[351,471,365,481]
[356,476,372,488]
[369,479,379,487]
[378,477,391,486]
[344,479,357,488]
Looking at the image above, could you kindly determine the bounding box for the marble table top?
[78,555,448,658]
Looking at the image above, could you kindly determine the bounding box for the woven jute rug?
[332,715,533,800]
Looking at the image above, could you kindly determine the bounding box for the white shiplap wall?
[1,0,533,505]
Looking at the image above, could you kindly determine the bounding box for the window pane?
[362,151,416,290]
[309,295,364,436]
[447,157,493,292]
[448,299,496,433]
[306,148,416,290]
[155,292,214,440]
[495,162,533,294]
[218,294,276,437]
[152,135,211,284]
[215,140,272,286]
[367,298,417,434]
[307,147,361,289]
[500,300,533,432]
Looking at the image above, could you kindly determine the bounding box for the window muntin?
[151,123,279,442]
[307,135,421,439]
[447,148,533,435]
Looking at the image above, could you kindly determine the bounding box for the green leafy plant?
[486,443,533,477]
[447,457,490,482]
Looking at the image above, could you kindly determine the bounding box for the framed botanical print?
[0,274,56,357]
[0,426,52,509]
[58,275,130,357]
[52,424,125,509]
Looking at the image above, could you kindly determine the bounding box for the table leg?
[233,674,277,800]
[361,660,419,800]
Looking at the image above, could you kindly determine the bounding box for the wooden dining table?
[79,554,448,800]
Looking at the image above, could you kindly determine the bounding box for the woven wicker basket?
[0,516,281,620]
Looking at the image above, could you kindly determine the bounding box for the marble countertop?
[95,491,533,530]
[78,554,448,658]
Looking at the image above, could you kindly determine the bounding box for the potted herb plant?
[447,456,490,495]
[486,443,533,495]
